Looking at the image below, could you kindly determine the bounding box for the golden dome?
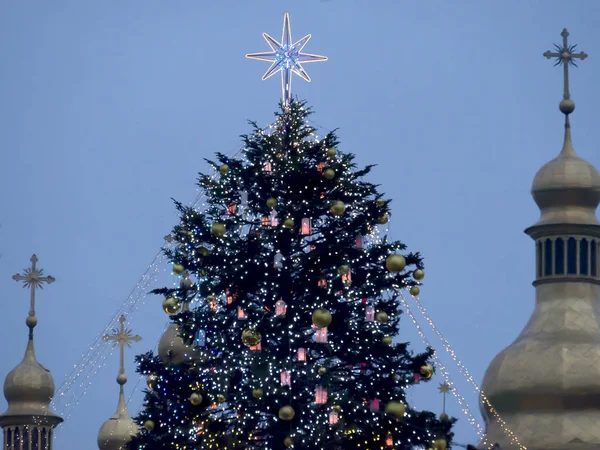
[97,391,139,450]
[158,323,201,365]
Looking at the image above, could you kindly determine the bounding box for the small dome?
[97,393,139,450]
[2,339,61,419]
[158,323,201,365]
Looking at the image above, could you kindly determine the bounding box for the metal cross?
[438,382,452,415]
[544,28,588,100]
[12,254,55,317]
[102,315,142,375]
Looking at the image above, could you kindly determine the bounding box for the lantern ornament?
[369,399,380,411]
[301,217,312,235]
[261,216,269,226]
[355,233,364,248]
[365,305,375,322]
[328,410,339,425]
[195,329,206,347]
[297,347,306,361]
[386,433,393,446]
[226,289,234,304]
[249,342,262,352]
[274,251,283,269]
[318,278,327,288]
[341,268,351,286]
[281,371,291,386]
[270,210,279,227]
[315,327,328,343]
[316,385,328,404]
[227,203,236,215]
[264,161,272,172]
[237,307,247,320]
[275,300,287,316]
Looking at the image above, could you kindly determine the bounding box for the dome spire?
[97,315,141,450]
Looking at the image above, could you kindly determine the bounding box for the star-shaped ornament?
[246,12,327,106]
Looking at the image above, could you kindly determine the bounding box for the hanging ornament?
[162,297,181,315]
[432,439,448,450]
[211,223,226,237]
[237,307,247,320]
[173,264,185,275]
[386,433,393,446]
[317,162,326,173]
[328,410,339,424]
[410,286,420,296]
[146,374,158,390]
[369,399,380,411]
[218,164,230,175]
[440,412,449,421]
[312,309,332,328]
[264,161,272,172]
[318,367,328,376]
[318,278,327,288]
[297,347,307,361]
[227,203,236,215]
[226,289,234,304]
[316,385,328,404]
[270,210,279,227]
[365,305,375,322]
[275,300,287,316]
[375,198,385,207]
[250,342,262,352]
[190,392,203,405]
[216,394,226,403]
[279,406,295,421]
[384,401,406,418]
[252,387,264,399]
[413,373,420,384]
[329,200,346,216]
[195,329,206,347]
[355,233,364,248]
[280,371,291,386]
[375,311,389,323]
[301,217,312,235]
[342,269,351,286]
[274,251,283,269]
[266,197,277,208]
[326,147,337,158]
[385,254,406,273]
[180,277,193,290]
[315,327,328,343]
[337,264,349,275]
[240,190,248,206]
[377,214,389,224]
[261,216,270,226]
[241,328,261,347]
[420,363,434,379]
[283,218,295,229]
[198,246,211,256]
[284,437,294,448]
[382,336,393,346]
[413,269,425,280]
[324,168,335,180]
[143,420,155,431]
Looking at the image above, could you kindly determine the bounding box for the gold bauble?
[279,405,295,421]
[324,168,335,180]
[326,148,337,158]
[385,401,406,418]
[439,412,449,421]
[284,436,294,447]
[205,294,216,304]
[330,200,346,216]
[180,278,193,290]
[432,439,447,450]
[252,387,264,399]
[385,254,406,273]
[173,264,185,275]
[336,264,349,275]
[266,197,277,209]
[146,374,158,390]
[216,394,226,403]
[190,392,203,405]
[283,218,295,229]
[410,286,420,296]
[318,367,328,375]
[413,269,425,280]
[332,405,342,413]
[312,308,332,328]
[143,420,155,431]
[420,363,433,379]
[162,297,181,315]
[211,223,226,237]
[375,197,385,207]
[198,246,210,256]
[241,328,261,347]
[382,336,393,346]
[377,214,389,224]
[219,164,230,175]
[375,311,389,323]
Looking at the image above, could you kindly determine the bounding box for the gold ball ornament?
[336,264,349,275]
[162,297,181,315]
[190,392,203,405]
[323,168,335,180]
[284,436,294,448]
[375,197,385,207]
[333,405,342,413]
[312,308,332,328]
[377,214,389,224]
[266,197,277,208]
[375,311,389,323]
[413,269,425,280]
[385,254,406,273]
[420,363,434,379]
[283,218,295,229]
[143,420,155,431]
[252,387,264,399]
[241,328,261,347]
[385,401,406,419]
[279,405,295,421]
[146,374,158,390]
[410,286,420,296]
[318,367,328,375]
[180,278,193,290]
[382,336,393,346]
[326,148,337,158]
[211,223,226,237]
[439,412,449,421]
[329,200,346,216]
[432,439,447,450]
[198,246,210,256]
[218,164,230,175]
[205,294,216,304]
[173,264,185,275]
[216,394,226,403]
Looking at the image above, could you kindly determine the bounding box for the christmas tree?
[131,13,454,450]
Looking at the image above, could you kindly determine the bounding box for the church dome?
[158,323,201,365]
[97,394,139,450]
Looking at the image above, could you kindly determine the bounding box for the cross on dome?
[12,254,55,320]
[544,28,588,102]
[103,315,142,381]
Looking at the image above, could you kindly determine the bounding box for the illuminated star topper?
[246,12,327,106]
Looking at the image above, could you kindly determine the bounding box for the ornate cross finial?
[246,12,327,107]
[438,382,452,415]
[12,254,55,318]
[103,315,142,378]
[544,28,588,100]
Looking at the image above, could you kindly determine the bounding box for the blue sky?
[1,1,600,448]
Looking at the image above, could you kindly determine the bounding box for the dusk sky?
[1,1,600,448]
